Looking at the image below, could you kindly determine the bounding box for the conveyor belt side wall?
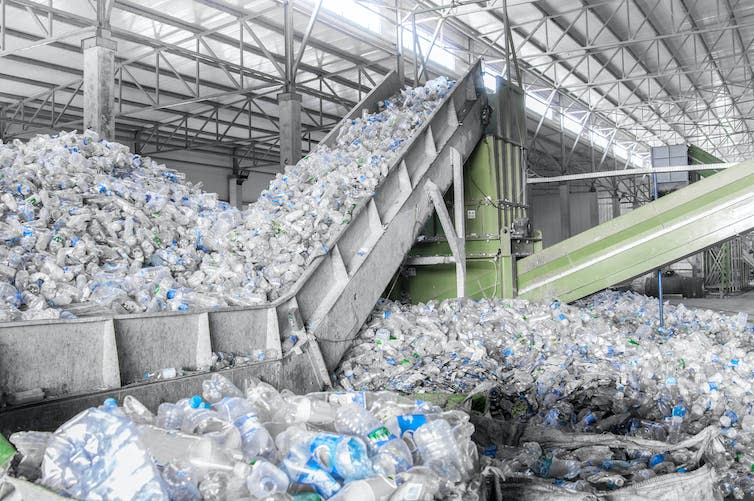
[517,158,754,303]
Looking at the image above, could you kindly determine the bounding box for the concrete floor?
[668,289,754,315]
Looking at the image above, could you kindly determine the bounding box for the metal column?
[81,33,116,140]
[81,0,116,140]
[278,0,302,168]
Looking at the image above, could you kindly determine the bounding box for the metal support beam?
[451,147,466,298]
[559,183,570,240]
[527,163,737,184]
[425,180,466,298]
[292,0,322,80]
[277,92,301,168]
[395,0,404,84]
[284,0,294,93]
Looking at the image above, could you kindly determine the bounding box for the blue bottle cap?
[649,453,664,467]
[189,395,203,408]
[672,404,686,417]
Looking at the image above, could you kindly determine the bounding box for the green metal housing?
[393,78,541,303]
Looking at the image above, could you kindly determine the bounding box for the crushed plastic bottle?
[40,399,169,499]
[6,381,479,500]
[337,290,754,496]
[0,77,454,324]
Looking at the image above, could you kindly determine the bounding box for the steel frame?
[0,0,751,171]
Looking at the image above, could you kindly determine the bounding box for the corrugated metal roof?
[0,0,752,172]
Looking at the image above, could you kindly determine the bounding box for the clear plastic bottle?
[212,396,257,422]
[391,466,441,501]
[157,398,193,430]
[141,425,249,481]
[277,427,373,482]
[280,448,342,499]
[181,396,228,434]
[246,460,290,499]
[0,282,21,309]
[198,470,249,501]
[335,403,413,476]
[203,373,244,403]
[162,463,202,501]
[122,395,155,425]
[284,395,336,425]
[413,418,472,483]
[245,378,286,422]
[233,412,276,461]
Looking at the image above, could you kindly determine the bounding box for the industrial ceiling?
[1,0,752,177]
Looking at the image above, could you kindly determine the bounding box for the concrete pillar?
[611,179,621,219]
[278,92,302,168]
[82,32,117,140]
[559,183,570,240]
[228,177,244,209]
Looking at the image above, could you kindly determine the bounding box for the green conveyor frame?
[517,157,754,303]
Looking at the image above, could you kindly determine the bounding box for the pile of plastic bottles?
[5,374,479,500]
[0,77,454,322]
[336,291,754,497]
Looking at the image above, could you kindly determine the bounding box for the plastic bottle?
[247,460,290,499]
[245,378,286,422]
[284,395,336,425]
[0,282,21,309]
[181,396,228,434]
[412,418,473,483]
[41,404,169,499]
[157,398,193,430]
[280,448,342,499]
[139,425,249,481]
[233,411,276,461]
[162,463,202,501]
[198,470,249,501]
[122,395,155,425]
[335,403,413,476]
[203,373,244,403]
[277,427,373,482]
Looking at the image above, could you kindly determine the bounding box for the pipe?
[652,170,664,328]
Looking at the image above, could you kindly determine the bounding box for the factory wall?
[530,185,599,248]
[145,149,277,207]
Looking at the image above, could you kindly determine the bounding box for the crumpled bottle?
[413,418,476,483]
[246,460,290,499]
[0,77,453,323]
[276,426,374,482]
[335,403,413,476]
[40,398,169,500]
[202,373,244,404]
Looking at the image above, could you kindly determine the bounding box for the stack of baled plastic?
[0,77,453,323]
[336,291,754,497]
[5,374,479,500]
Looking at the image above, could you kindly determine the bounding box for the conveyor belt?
[0,61,487,434]
[517,158,754,303]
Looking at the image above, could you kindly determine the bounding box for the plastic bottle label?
[396,414,428,435]
[309,434,340,469]
[366,426,394,448]
[295,457,341,498]
[0,435,15,468]
[328,391,366,408]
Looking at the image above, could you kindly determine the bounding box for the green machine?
[392,77,542,302]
